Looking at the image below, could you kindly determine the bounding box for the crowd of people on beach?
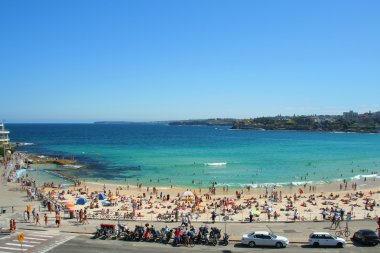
[2,151,380,237]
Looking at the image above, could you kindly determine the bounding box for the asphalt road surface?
[0,231,75,253]
[48,235,379,253]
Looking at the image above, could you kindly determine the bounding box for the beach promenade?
[1,177,380,253]
[0,182,378,243]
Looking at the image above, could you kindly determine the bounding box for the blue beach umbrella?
[76,197,88,205]
[98,193,106,200]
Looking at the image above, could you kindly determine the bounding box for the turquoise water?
[8,124,380,187]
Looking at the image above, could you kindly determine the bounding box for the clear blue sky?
[1,0,379,123]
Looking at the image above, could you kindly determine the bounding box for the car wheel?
[337,242,343,248]
[248,241,256,248]
[313,242,319,247]
[275,242,283,248]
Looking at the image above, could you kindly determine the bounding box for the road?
[48,235,379,253]
[0,231,74,253]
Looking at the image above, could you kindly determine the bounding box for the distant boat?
[204,162,227,166]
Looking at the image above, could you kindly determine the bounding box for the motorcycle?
[221,233,229,246]
[164,229,173,244]
[209,227,221,246]
[134,225,145,241]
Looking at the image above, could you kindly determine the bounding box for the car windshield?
[272,235,277,238]
[362,231,376,236]
[332,235,338,239]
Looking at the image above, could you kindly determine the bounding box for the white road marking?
[29,234,54,238]
[12,240,39,244]
[36,236,75,253]
[23,237,46,241]
[0,247,27,251]
[5,243,34,248]
[12,240,41,244]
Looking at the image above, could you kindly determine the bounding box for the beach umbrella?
[228,201,235,205]
[102,200,111,206]
[65,203,75,209]
[181,191,195,199]
[251,210,261,215]
[98,194,106,200]
[109,196,118,200]
[76,197,88,205]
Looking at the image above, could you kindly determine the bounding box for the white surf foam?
[350,174,379,180]
[63,164,83,169]
[204,162,227,166]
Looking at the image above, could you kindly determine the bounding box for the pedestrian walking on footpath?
[44,213,48,226]
[23,210,28,222]
[32,208,36,222]
[11,219,16,232]
[211,211,216,223]
[9,219,13,232]
[175,208,179,222]
[55,213,61,228]
[35,213,41,226]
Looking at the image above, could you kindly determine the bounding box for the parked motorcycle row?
[93,223,229,247]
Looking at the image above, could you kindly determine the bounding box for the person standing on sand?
[44,213,48,226]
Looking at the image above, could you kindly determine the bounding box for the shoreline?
[5,152,380,224]
[23,150,380,190]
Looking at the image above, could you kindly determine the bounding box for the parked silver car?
[241,231,289,248]
[309,232,346,247]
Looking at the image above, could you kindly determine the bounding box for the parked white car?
[241,231,289,248]
[308,232,346,247]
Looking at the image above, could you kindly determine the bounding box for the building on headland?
[0,123,11,160]
[343,110,359,121]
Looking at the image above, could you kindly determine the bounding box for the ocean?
[7,123,380,188]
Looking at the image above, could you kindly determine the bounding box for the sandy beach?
[2,151,379,226]
[35,172,380,224]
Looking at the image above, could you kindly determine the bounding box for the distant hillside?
[94,121,135,124]
[168,118,236,126]
[94,121,168,125]
[232,111,380,133]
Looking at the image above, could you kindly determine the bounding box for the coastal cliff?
[232,112,380,133]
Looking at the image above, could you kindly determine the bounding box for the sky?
[0,0,379,123]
